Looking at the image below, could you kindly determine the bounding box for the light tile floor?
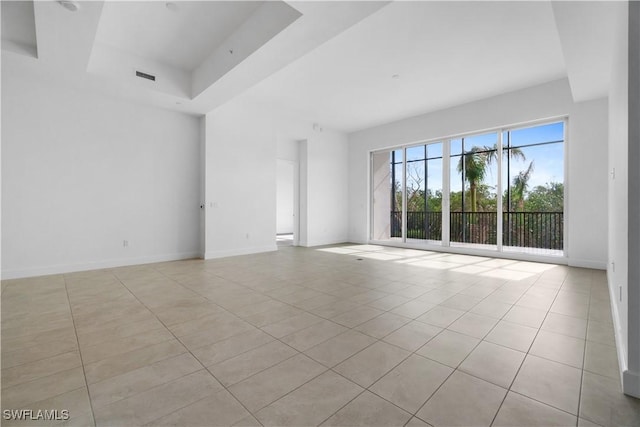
[2,244,639,426]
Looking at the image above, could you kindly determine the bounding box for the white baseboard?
[623,370,640,398]
[301,239,350,248]
[1,252,202,280]
[567,258,607,270]
[204,245,277,260]
[607,270,629,393]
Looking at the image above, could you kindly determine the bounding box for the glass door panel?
[371,149,403,241]
[426,143,443,242]
[406,145,426,241]
[450,133,498,249]
[502,122,564,255]
[404,143,443,243]
[370,120,564,258]
[371,150,391,241]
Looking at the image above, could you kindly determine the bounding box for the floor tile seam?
[84,345,191,387]
[352,312,415,340]
[91,367,222,424]
[105,273,235,407]
[1,341,80,369]
[78,325,178,356]
[62,275,97,427]
[488,285,567,426]
[526,345,588,371]
[333,325,460,418]
[90,364,220,415]
[576,290,591,427]
[223,357,331,419]
[404,365,459,420]
[1,350,83,388]
[204,337,306,388]
[147,368,255,425]
[139,265,230,308]
[1,385,89,415]
[1,320,77,339]
[188,330,281,368]
[507,388,583,419]
[302,332,386,370]
[71,306,159,328]
[204,343,303,388]
[2,309,75,326]
[324,386,412,427]
[75,315,173,342]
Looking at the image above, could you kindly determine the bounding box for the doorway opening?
[277,159,298,247]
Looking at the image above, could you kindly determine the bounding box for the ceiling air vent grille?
[135,71,156,81]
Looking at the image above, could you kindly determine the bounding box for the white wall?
[609,0,640,398]
[348,78,608,269]
[204,99,278,258]
[276,159,294,234]
[204,98,349,257]
[1,65,202,279]
[300,130,349,247]
[608,0,630,392]
[567,98,609,268]
[627,0,640,398]
[623,2,640,398]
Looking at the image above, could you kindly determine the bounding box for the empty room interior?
[2,1,640,426]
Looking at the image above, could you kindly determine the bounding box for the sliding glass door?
[502,122,565,255]
[405,143,443,243]
[449,133,498,250]
[370,120,565,257]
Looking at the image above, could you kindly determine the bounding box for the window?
[370,120,565,257]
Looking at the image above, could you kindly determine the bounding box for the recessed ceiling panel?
[94,1,263,71]
[2,0,37,58]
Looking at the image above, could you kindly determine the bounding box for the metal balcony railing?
[391,211,563,250]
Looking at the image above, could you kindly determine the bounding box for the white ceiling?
[244,1,568,132]
[1,0,37,57]
[94,1,263,71]
[1,1,627,133]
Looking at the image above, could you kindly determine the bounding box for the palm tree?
[512,161,535,211]
[457,144,525,212]
[457,147,488,213]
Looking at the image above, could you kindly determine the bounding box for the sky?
[396,121,564,196]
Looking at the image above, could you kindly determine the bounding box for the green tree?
[456,147,487,213]
[524,182,564,212]
[512,161,535,211]
[457,144,525,212]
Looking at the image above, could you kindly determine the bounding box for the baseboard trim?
[623,369,640,398]
[1,252,202,280]
[607,270,629,391]
[301,239,350,248]
[567,258,607,270]
[204,245,277,260]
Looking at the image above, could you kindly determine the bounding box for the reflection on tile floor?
[2,244,639,426]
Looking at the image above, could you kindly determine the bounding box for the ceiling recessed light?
[165,2,178,12]
[58,1,79,12]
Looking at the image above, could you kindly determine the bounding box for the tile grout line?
[4,250,611,427]
[111,270,265,426]
[488,269,577,426]
[62,274,98,427]
[575,278,594,426]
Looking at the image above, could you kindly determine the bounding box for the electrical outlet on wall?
[123,240,129,247]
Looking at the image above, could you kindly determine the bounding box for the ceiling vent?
[135,70,156,82]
